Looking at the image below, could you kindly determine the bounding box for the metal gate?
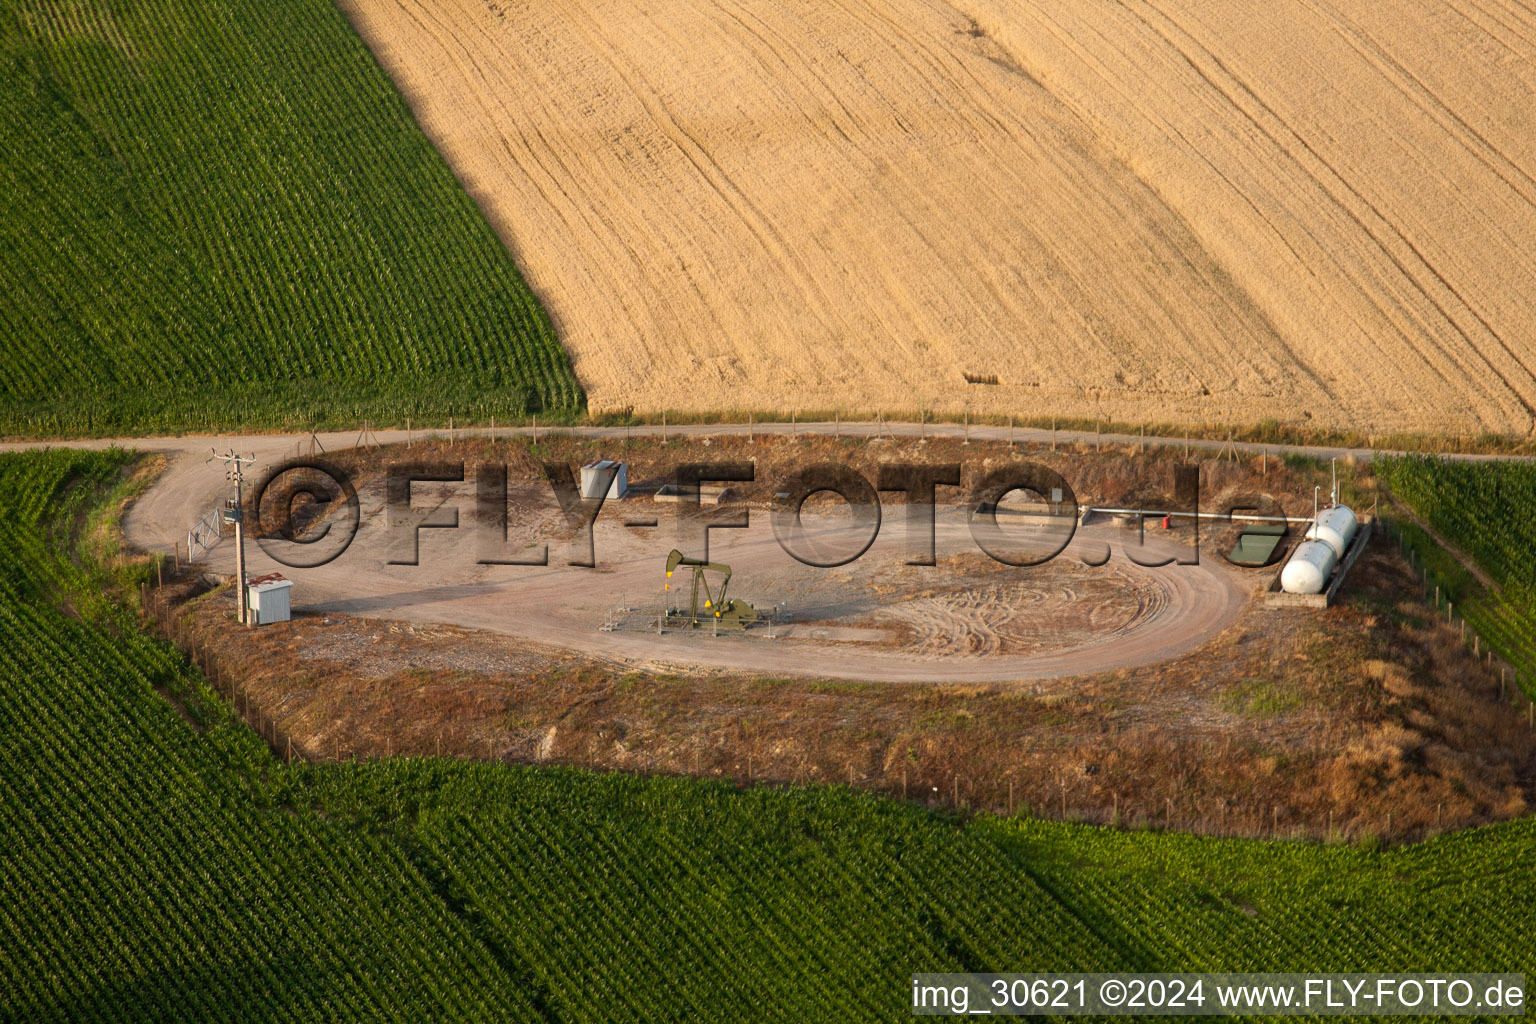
[186,506,224,562]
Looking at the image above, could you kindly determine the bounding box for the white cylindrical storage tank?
[1281,540,1338,595]
[1304,505,1358,559]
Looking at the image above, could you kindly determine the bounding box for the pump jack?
[663,549,758,630]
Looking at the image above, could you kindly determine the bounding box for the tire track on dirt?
[957,0,1536,434]
[1291,0,1536,408]
[112,433,1256,683]
[1128,0,1530,430]
[946,0,1353,407]
[554,0,861,371]
[350,0,661,347]
[336,0,1536,435]
[1473,0,1536,52]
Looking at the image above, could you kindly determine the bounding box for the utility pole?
[209,448,256,625]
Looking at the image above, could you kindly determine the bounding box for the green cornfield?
[1377,455,1536,697]
[0,0,583,437]
[2,447,1534,1021]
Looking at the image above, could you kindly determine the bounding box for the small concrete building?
[580,460,628,500]
[246,573,293,625]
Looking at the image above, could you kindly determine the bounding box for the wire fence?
[135,510,1535,845]
[1381,514,1535,705]
[140,582,305,765]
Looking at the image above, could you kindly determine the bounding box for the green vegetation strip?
[1377,456,1536,698]
[0,0,582,437]
[3,450,1535,1021]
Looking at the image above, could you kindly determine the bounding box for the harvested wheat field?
[339,0,1536,436]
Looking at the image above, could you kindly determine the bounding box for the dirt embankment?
[127,435,1532,842]
[160,538,1534,844]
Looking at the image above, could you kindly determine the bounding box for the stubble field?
[337,0,1536,437]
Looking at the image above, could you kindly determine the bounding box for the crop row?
[1376,456,1536,696]
[4,449,1534,1021]
[0,451,534,1021]
[0,0,583,437]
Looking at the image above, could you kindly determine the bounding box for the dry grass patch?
[164,533,1535,844]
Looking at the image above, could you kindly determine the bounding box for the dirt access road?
[12,420,1521,684]
[39,425,1270,683]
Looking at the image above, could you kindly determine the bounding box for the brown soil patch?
[168,531,1535,845]
[328,430,1348,520]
